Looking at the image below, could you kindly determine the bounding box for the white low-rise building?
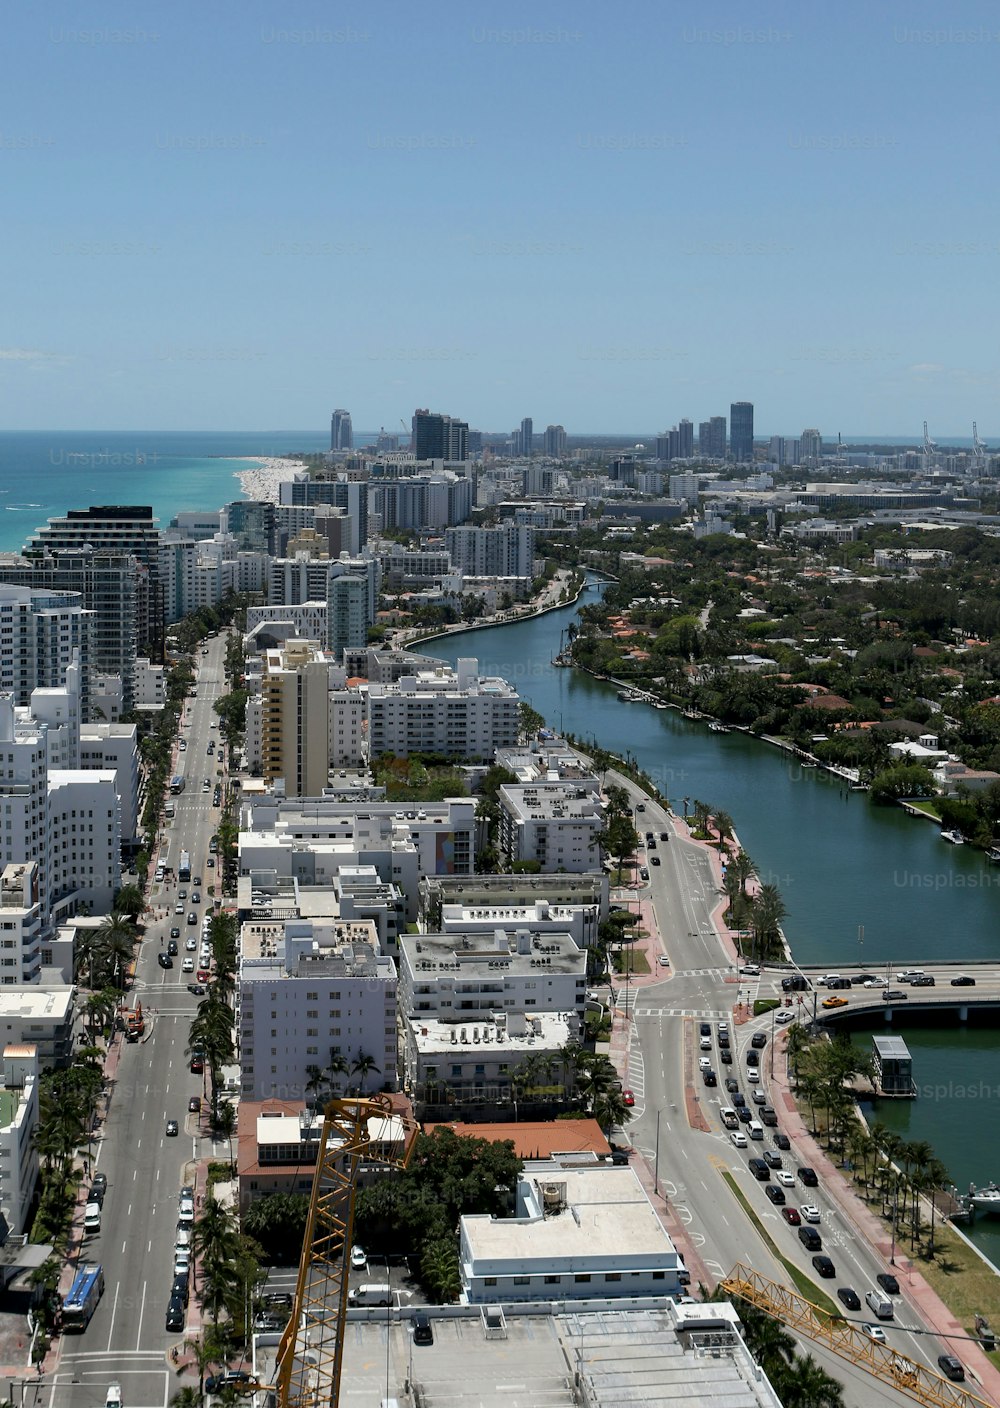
[399,928,587,1020]
[133,657,166,711]
[366,658,520,761]
[402,1009,579,1112]
[497,783,604,873]
[0,1044,40,1235]
[0,985,74,1067]
[438,899,599,950]
[237,917,396,1102]
[459,1161,684,1304]
[0,864,43,986]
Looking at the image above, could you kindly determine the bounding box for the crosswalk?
[635,1006,731,1019]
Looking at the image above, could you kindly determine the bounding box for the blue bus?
[63,1262,104,1330]
[178,850,191,883]
[170,774,186,795]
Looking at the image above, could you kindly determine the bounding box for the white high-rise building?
[444,526,535,581]
[0,587,93,722]
[365,658,520,761]
[0,1044,40,1234]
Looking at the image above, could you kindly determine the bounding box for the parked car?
[350,1245,367,1270]
[165,1294,185,1331]
[91,1172,108,1199]
[720,1049,733,1064]
[413,1311,434,1345]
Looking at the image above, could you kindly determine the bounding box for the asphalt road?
[607,774,969,1408]
[50,632,232,1408]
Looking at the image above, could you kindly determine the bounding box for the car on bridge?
[821,995,848,1009]
[951,974,976,986]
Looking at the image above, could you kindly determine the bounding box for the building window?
[544,1274,560,1284]
[574,1273,591,1284]
[604,1272,621,1282]
[513,1276,530,1286]
[484,1276,497,1286]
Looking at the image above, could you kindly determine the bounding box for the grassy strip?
[754,998,780,1016]
[612,949,651,975]
[722,1171,841,1318]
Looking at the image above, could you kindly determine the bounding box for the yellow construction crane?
[263,1094,416,1408]
[721,1263,993,1408]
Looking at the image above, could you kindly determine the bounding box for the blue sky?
[2,0,998,436]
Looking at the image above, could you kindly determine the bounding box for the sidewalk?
[769,1033,1000,1402]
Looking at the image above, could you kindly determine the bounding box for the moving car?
[798,1226,821,1251]
[863,1323,887,1344]
[775,1010,795,1025]
[730,1131,748,1148]
[837,1287,861,1310]
[167,939,178,956]
[752,1090,767,1106]
[801,1205,821,1223]
[165,1119,179,1137]
[797,1166,819,1187]
[774,1133,791,1150]
[763,1150,782,1168]
[157,952,173,969]
[193,875,202,886]
[951,974,976,987]
[702,1069,717,1087]
[185,937,197,951]
[937,1355,965,1382]
[776,1171,795,1186]
[764,1184,785,1205]
[650,854,660,865]
[812,1254,835,1278]
[883,989,909,1001]
[781,1207,801,1225]
[170,927,181,940]
[876,1272,900,1295]
[741,964,760,976]
[190,891,200,904]
[781,974,809,991]
[182,958,194,972]
[750,1032,768,1049]
[187,912,198,925]
[188,1096,201,1113]
[187,983,205,996]
[821,995,848,1009]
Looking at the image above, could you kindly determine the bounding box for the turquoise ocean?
[0,431,369,554]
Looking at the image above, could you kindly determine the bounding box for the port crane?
[721,1263,993,1408]
[923,420,937,472]
[972,421,987,465]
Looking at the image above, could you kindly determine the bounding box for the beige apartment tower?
[260,641,331,797]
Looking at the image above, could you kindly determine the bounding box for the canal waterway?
[416,578,1000,1266]
[416,578,1000,967]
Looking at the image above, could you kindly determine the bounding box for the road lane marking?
[105,1279,121,1351]
[135,1278,147,1350]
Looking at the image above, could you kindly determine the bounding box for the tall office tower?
[677,419,694,459]
[655,433,671,461]
[412,409,468,462]
[520,417,534,457]
[768,436,787,466]
[543,424,567,457]
[260,641,331,797]
[729,402,754,462]
[0,552,140,715]
[667,428,681,460]
[330,409,353,452]
[26,506,163,650]
[800,428,823,462]
[444,419,469,462]
[697,422,712,457]
[467,429,484,456]
[707,416,727,458]
[225,499,275,554]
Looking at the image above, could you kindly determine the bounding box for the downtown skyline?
[2,0,999,433]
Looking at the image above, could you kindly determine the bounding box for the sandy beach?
[222,456,310,504]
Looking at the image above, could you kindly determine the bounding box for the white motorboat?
[970,1182,1000,1213]
[940,828,964,845]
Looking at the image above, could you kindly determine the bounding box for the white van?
[747,1120,764,1141]
[84,1201,102,1233]
[349,1283,393,1307]
[865,1289,894,1320]
[175,1227,192,1251]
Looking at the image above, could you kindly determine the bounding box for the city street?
[605,774,989,1407]
[49,633,232,1408]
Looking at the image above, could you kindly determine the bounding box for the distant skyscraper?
[330,409,353,451]
[667,428,681,460]
[677,419,694,459]
[520,417,534,457]
[800,428,823,462]
[730,402,754,462]
[412,409,468,461]
[543,424,567,457]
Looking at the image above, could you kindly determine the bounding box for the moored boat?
[941,828,965,845]
[986,846,1000,864]
[970,1182,1000,1213]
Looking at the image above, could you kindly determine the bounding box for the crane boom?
[721,1263,993,1408]
[274,1095,416,1408]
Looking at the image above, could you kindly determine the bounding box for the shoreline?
[217,455,311,504]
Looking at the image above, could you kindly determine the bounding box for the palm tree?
[349,1052,381,1094]
[112,883,146,923]
[169,1388,203,1408]
[192,1193,239,1274]
[780,1353,846,1407]
[748,883,787,962]
[94,913,136,989]
[712,808,735,851]
[197,1259,234,1334]
[593,1088,631,1139]
[420,1237,461,1303]
[326,1050,350,1094]
[214,1101,237,1174]
[924,1155,950,1255]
